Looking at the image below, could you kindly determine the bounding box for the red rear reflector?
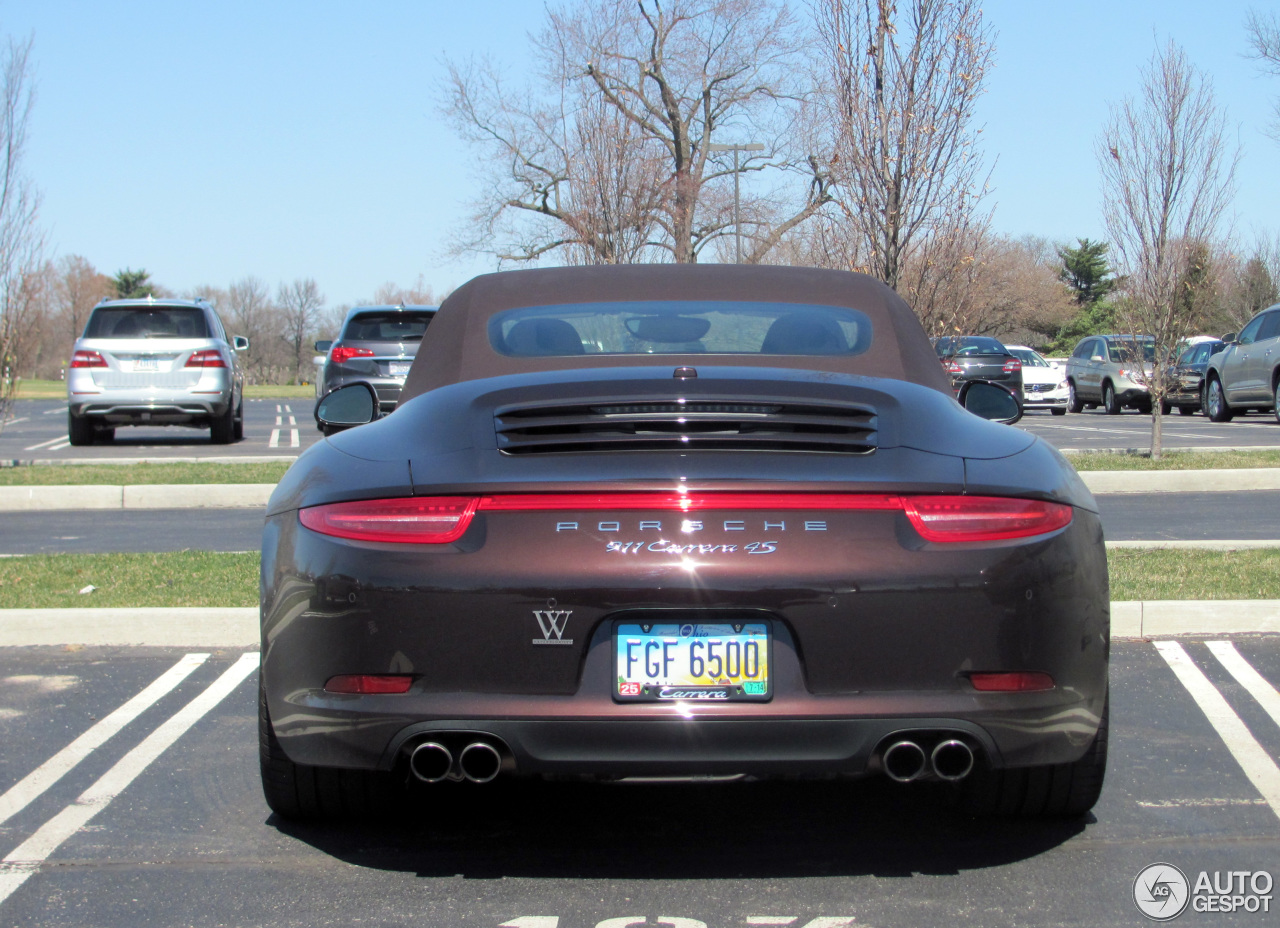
[903,496,1072,542]
[70,350,106,369]
[184,349,227,368]
[324,674,414,694]
[330,345,376,364]
[300,497,480,543]
[969,672,1055,692]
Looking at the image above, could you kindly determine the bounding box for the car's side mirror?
[315,339,333,352]
[958,380,1023,425]
[232,336,249,352]
[1049,361,1060,369]
[316,382,379,432]
[1222,333,1237,345]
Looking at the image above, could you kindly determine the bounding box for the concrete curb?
[1,469,1279,511]
[1,602,1277,647]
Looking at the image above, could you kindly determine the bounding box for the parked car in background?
[1005,345,1067,415]
[1202,303,1280,423]
[314,304,437,426]
[1065,334,1155,414]
[67,297,248,446]
[263,264,1108,823]
[932,336,1024,402]
[1162,336,1226,415]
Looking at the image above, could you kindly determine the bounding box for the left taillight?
[1002,357,1022,374]
[70,350,106,368]
[902,496,1072,543]
[185,349,227,368]
[299,496,481,543]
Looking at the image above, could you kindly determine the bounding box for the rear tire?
[960,693,1108,818]
[210,403,236,444]
[68,412,95,446]
[1206,377,1234,422]
[1050,406,1066,416]
[232,399,244,441]
[1102,382,1121,415]
[1066,381,1083,413]
[259,683,399,821]
[1178,405,1195,416]
[1159,399,1171,416]
[1273,379,1280,425]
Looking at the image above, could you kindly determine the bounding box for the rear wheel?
[1178,405,1195,416]
[259,684,399,821]
[1066,381,1083,413]
[68,412,95,446]
[210,402,236,444]
[1050,406,1066,416]
[1274,379,1280,425]
[960,694,1108,818]
[1102,382,1121,415]
[1159,399,1171,416]
[232,399,244,441]
[1206,377,1234,422]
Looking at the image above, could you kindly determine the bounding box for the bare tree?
[277,278,324,383]
[226,276,277,384]
[1098,40,1239,457]
[444,0,834,265]
[813,0,994,299]
[0,36,40,434]
[1246,8,1280,141]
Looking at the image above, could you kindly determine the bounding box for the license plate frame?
[134,359,159,372]
[613,619,773,702]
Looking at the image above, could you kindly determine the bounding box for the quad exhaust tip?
[408,741,453,783]
[882,740,928,783]
[931,739,975,782]
[458,742,503,783]
[409,739,506,784]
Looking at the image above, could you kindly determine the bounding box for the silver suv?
[1065,334,1155,414]
[67,297,248,445]
[1202,303,1280,423]
[314,304,436,424]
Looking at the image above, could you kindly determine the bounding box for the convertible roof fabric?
[399,265,950,401]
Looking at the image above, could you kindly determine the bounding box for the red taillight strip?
[70,350,106,369]
[299,492,1072,545]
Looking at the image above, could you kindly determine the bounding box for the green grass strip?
[2,548,1276,610]
[1068,449,1280,470]
[0,551,259,608]
[0,461,292,486]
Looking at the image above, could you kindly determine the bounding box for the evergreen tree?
[1058,238,1116,305]
[112,268,154,299]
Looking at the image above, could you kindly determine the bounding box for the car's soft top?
[399,265,951,401]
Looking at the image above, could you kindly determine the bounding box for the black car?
[1162,338,1226,415]
[932,335,1024,402]
[314,304,437,423]
[262,266,1108,822]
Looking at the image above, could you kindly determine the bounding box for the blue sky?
[5,1,1277,307]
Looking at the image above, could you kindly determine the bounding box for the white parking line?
[2,418,28,426]
[284,405,292,414]
[1154,641,1280,823]
[40,408,66,415]
[0,654,209,827]
[275,404,282,413]
[0,653,258,905]
[268,429,281,448]
[1207,641,1280,729]
[288,428,299,447]
[46,441,70,451]
[22,437,65,451]
[288,415,296,426]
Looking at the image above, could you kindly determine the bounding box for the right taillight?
[902,496,1073,543]
[330,345,376,364]
[70,350,107,369]
[185,349,227,368]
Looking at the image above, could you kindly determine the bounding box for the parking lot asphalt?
[0,638,1277,927]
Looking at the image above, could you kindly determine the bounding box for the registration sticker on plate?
[389,361,412,376]
[614,621,771,701]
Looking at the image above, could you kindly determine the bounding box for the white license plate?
[134,359,158,372]
[389,361,411,376]
[614,621,771,701]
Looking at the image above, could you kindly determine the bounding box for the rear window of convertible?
[488,301,874,357]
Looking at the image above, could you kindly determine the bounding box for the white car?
[1006,346,1068,415]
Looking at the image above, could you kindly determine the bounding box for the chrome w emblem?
[532,610,574,646]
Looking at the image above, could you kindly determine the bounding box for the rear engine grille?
[494,399,877,455]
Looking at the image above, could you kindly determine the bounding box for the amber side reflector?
[969,672,1055,692]
[324,674,414,695]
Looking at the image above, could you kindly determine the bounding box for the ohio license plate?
[614,621,771,701]
[134,359,158,372]
[389,361,412,376]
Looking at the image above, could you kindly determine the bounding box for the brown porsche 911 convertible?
[260,265,1108,821]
